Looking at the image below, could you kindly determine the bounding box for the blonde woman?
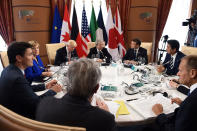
[25,40,52,83]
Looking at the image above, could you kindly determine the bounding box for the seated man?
[157,39,185,75]
[0,42,62,119]
[152,55,197,131]
[87,39,112,63]
[123,38,148,65]
[54,40,78,66]
[36,59,117,131]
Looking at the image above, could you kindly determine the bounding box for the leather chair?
[0,51,9,68]
[87,42,96,54]
[141,42,153,63]
[46,43,65,65]
[0,104,86,131]
[181,46,197,55]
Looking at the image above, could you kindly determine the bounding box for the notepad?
[114,100,130,117]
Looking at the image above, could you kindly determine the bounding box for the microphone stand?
[157,35,169,65]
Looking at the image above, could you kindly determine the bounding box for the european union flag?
[51,6,62,43]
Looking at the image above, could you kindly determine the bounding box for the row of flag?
[51,3,126,61]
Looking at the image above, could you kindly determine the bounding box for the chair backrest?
[0,51,9,68]
[46,43,65,65]
[87,42,96,54]
[141,42,153,63]
[181,46,197,56]
[0,105,86,131]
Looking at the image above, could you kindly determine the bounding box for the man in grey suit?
[0,42,62,119]
[36,58,117,131]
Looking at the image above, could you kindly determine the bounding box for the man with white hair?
[36,58,117,131]
[54,40,78,66]
[87,39,112,63]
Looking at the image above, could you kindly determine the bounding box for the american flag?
[81,5,91,56]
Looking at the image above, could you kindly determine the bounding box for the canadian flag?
[106,6,119,61]
[60,4,71,44]
[114,7,126,58]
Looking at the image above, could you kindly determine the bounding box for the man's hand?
[46,79,58,89]
[157,65,165,73]
[96,98,109,112]
[96,59,103,63]
[42,72,52,77]
[123,60,130,64]
[152,104,163,115]
[171,97,182,105]
[130,60,138,65]
[50,84,62,93]
[169,79,180,89]
[67,61,73,65]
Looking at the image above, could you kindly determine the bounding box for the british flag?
[81,5,91,56]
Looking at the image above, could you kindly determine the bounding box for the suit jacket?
[25,55,45,83]
[177,85,189,95]
[0,64,56,119]
[36,94,117,131]
[156,87,197,131]
[54,46,78,66]
[163,51,185,75]
[87,47,112,63]
[122,47,148,64]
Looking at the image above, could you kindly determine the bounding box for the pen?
[126,98,138,101]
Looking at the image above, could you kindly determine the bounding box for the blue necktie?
[187,91,191,96]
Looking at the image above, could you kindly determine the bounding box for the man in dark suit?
[87,40,112,63]
[157,40,185,75]
[0,42,62,119]
[54,40,78,66]
[123,38,148,65]
[152,55,197,131]
[36,59,117,131]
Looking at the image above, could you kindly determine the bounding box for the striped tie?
[169,57,174,69]
[134,49,137,60]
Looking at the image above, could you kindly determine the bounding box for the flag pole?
[116,0,119,8]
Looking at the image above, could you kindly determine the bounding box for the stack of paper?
[128,94,179,119]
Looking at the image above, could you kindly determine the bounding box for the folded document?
[127,94,179,119]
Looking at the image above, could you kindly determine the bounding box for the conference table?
[35,63,187,126]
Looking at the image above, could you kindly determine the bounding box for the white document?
[91,94,120,117]
[105,101,120,117]
[128,94,179,119]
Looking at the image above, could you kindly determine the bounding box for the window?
[0,35,7,75]
[0,35,7,51]
[158,0,192,62]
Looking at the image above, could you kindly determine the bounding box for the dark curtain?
[0,0,14,45]
[106,0,131,45]
[51,0,72,20]
[154,0,173,61]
